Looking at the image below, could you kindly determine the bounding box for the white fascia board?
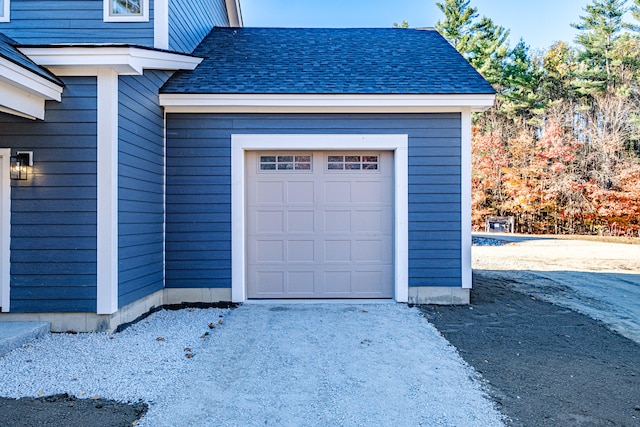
[0,57,63,101]
[19,46,202,76]
[0,80,47,120]
[225,0,243,27]
[160,93,496,113]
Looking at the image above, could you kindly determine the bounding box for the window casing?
[259,154,312,172]
[0,0,10,22]
[104,0,149,22]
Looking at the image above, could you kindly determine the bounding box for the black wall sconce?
[10,151,33,180]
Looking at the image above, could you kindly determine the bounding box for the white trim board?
[0,149,11,312]
[231,134,409,303]
[20,46,202,76]
[161,93,496,113]
[0,57,63,119]
[96,69,119,315]
[461,108,472,289]
[154,0,169,49]
[0,0,9,22]
[225,0,243,27]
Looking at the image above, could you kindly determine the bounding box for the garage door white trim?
[231,134,408,303]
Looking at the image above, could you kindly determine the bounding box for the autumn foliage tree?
[438,0,640,235]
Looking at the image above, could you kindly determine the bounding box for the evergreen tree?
[435,0,478,54]
[501,40,543,121]
[627,0,640,31]
[572,0,628,96]
[435,0,509,86]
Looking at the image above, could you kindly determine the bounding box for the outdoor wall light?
[10,151,33,180]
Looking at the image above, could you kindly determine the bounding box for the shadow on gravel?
[420,273,640,427]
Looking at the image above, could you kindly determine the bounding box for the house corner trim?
[0,149,11,312]
[96,69,119,314]
[461,108,472,289]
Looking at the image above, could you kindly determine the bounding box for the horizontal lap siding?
[118,71,171,308]
[0,77,98,312]
[165,113,462,290]
[169,0,228,53]
[0,0,153,45]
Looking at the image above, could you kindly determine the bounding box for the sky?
[240,0,595,52]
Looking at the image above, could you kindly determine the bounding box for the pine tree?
[572,0,628,96]
[435,0,478,54]
[435,0,509,86]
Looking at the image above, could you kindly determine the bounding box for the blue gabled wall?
[118,71,172,308]
[0,0,154,45]
[168,0,229,53]
[0,77,98,312]
[165,113,463,290]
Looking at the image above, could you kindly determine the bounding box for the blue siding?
[118,71,172,308]
[0,77,98,312]
[0,0,154,45]
[165,113,463,290]
[169,0,228,53]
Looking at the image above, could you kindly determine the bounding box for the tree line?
[436,0,640,235]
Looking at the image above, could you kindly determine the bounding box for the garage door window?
[259,154,312,171]
[327,154,379,171]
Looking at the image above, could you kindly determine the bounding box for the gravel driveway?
[0,303,504,426]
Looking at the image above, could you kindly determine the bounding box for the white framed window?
[104,0,149,22]
[0,0,10,23]
[326,153,380,171]
[258,154,312,172]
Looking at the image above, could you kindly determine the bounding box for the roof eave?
[159,93,496,113]
[19,46,203,76]
[0,57,64,120]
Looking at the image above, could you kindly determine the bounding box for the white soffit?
[19,46,202,76]
[159,93,496,113]
[0,57,63,119]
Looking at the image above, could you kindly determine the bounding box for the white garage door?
[246,151,394,299]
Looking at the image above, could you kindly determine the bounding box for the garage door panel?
[324,210,351,233]
[287,271,315,294]
[352,181,385,204]
[256,240,284,262]
[324,181,351,203]
[255,210,283,233]
[324,240,351,262]
[256,182,284,204]
[287,210,315,233]
[352,210,382,233]
[287,181,314,204]
[247,150,393,299]
[256,271,285,294]
[287,240,314,262]
[324,271,351,294]
[353,240,383,262]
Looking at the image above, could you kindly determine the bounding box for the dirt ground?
[0,393,146,426]
[421,273,640,426]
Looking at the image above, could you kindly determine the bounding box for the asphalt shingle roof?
[161,27,495,95]
[0,32,63,86]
